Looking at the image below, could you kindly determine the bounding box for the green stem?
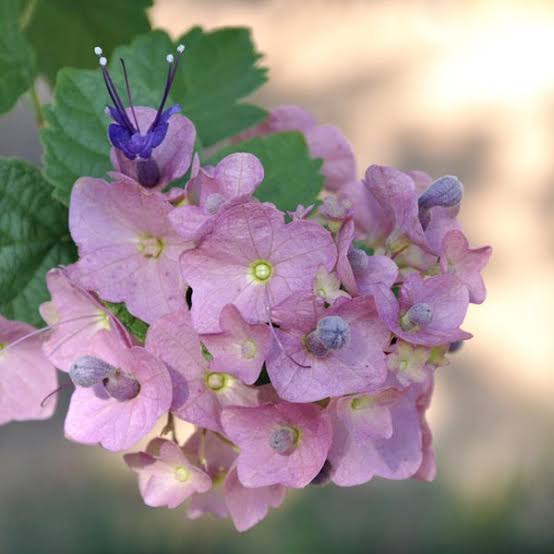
[20,0,39,30]
[29,82,44,128]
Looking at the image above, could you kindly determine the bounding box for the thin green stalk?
[20,0,39,30]
[29,82,44,128]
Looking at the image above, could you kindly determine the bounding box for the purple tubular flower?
[95,46,192,189]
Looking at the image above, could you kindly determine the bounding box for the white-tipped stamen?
[166,54,174,64]
[99,56,107,67]
[176,44,185,54]
[94,46,103,56]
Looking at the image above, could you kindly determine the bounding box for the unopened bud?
[269,426,299,455]
[418,175,463,211]
[347,248,368,274]
[137,158,161,189]
[205,193,226,215]
[400,303,433,331]
[69,356,116,388]
[316,315,350,350]
[104,372,141,401]
[305,331,329,357]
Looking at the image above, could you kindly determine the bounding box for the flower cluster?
[0,46,491,532]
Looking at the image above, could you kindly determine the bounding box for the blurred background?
[1,0,553,551]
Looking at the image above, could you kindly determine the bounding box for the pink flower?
[109,107,196,191]
[169,152,264,242]
[124,438,211,509]
[145,310,259,433]
[328,383,430,486]
[201,304,272,385]
[377,273,471,347]
[236,105,356,192]
[39,267,131,372]
[68,178,191,324]
[440,229,492,304]
[184,430,286,532]
[64,331,172,451]
[221,400,332,488]
[0,315,58,425]
[180,201,337,333]
[267,295,389,402]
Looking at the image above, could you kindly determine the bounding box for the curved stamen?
[120,58,140,133]
[263,287,311,369]
[40,382,72,408]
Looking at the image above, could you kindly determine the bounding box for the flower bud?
[316,315,350,350]
[448,340,463,353]
[269,426,299,455]
[418,175,463,211]
[69,356,116,388]
[400,302,433,331]
[305,331,329,357]
[205,193,226,215]
[347,247,368,274]
[104,372,141,401]
[137,158,161,189]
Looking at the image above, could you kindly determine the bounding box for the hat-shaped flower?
[64,331,172,451]
[267,295,390,402]
[201,304,272,385]
[68,178,192,324]
[124,438,212,509]
[170,152,264,242]
[221,400,332,488]
[39,268,131,372]
[377,273,471,347]
[94,45,195,190]
[180,201,337,333]
[328,383,431,486]
[145,309,259,433]
[0,315,58,425]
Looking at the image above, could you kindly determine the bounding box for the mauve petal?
[440,230,492,304]
[355,255,399,296]
[215,153,264,198]
[335,219,358,295]
[0,315,58,425]
[224,464,286,532]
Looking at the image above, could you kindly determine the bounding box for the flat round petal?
[214,153,264,198]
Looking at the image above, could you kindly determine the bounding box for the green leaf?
[208,132,324,212]
[0,159,76,326]
[21,0,152,84]
[42,28,267,204]
[102,301,149,344]
[0,0,36,114]
[353,241,375,256]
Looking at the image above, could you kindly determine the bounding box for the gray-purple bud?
[305,331,329,357]
[269,426,299,455]
[316,315,350,350]
[401,302,433,331]
[347,247,368,274]
[69,356,116,388]
[205,193,226,215]
[449,340,463,353]
[418,175,463,211]
[104,372,141,401]
[137,158,161,189]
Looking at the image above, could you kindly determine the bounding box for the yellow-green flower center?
[174,465,190,482]
[205,372,230,392]
[137,235,164,258]
[249,259,273,283]
[240,339,257,360]
[351,395,374,411]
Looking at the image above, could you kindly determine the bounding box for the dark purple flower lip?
[93,45,185,164]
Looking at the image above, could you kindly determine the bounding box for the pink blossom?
[109,107,196,191]
[68,177,191,324]
[267,295,389,402]
[170,153,264,242]
[328,383,429,486]
[64,331,172,451]
[124,438,211,509]
[0,315,58,425]
[145,310,259,433]
[440,229,492,304]
[39,267,131,372]
[377,273,471,347]
[221,400,332,488]
[201,304,272,385]
[180,201,337,333]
